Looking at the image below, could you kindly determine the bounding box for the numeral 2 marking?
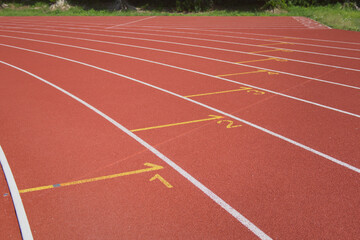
[217,120,242,129]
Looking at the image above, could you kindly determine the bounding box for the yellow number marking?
[217,120,242,129]
[150,174,173,188]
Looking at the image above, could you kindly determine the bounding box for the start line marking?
[19,163,163,194]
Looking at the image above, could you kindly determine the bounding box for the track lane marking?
[250,49,293,54]
[0,60,272,240]
[131,115,223,132]
[256,42,294,46]
[1,45,359,174]
[165,27,360,51]
[149,174,173,188]
[0,146,33,240]
[1,23,359,62]
[105,16,157,29]
[1,35,359,118]
[19,163,163,194]
[1,25,360,64]
[217,70,268,77]
[184,87,265,97]
[236,58,287,64]
[1,28,359,82]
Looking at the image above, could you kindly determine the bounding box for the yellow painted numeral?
[217,120,242,129]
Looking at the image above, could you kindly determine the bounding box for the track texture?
[0,16,359,240]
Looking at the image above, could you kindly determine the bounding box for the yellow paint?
[267,71,279,75]
[257,42,294,46]
[19,163,163,194]
[236,57,287,64]
[131,115,223,132]
[217,120,242,128]
[149,174,173,188]
[185,87,254,98]
[217,70,267,77]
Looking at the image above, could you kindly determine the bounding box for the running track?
[0,16,359,239]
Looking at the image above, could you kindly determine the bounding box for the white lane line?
[0,60,271,240]
[0,46,359,175]
[1,23,359,61]
[2,19,360,47]
[0,146,33,240]
[1,34,359,118]
[2,27,360,71]
[1,29,359,91]
[110,26,360,60]
[179,28,360,50]
[105,16,156,29]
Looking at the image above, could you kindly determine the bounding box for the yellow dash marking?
[236,57,287,64]
[150,174,173,188]
[130,115,223,132]
[267,71,279,75]
[257,42,294,46]
[185,87,254,98]
[250,49,293,54]
[19,163,163,194]
[217,70,267,77]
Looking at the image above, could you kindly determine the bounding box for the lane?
[0,60,262,239]
[0,169,22,240]
[0,35,359,168]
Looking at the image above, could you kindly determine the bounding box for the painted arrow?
[131,115,223,132]
[19,163,163,194]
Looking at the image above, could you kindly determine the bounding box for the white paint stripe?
[0,26,360,72]
[105,16,156,29]
[110,26,360,60]
[0,60,272,240]
[0,146,33,240]
[1,22,359,61]
[1,29,359,92]
[179,28,360,51]
[2,19,360,46]
[3,27,359,72]
[0,46,359,175]
[1,35,359,118]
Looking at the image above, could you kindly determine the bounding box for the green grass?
[0,2,359,31]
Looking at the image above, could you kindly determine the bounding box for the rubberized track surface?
[0,16,359,239]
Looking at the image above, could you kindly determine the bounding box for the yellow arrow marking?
[19,163,163,194]
[257,42,294,46]
[250,48,293,54]
[130,115,223,132]
[185,87,265,98]
[236,57,287,64]
[217,70,267,77]
[150,174,173,188]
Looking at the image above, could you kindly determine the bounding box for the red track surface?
[0,16,359,239]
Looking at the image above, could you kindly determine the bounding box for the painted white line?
[1,29,359,91]
[2,19,360,46]
[0,46,359,175]
[4,27,359,72]
[105,16,156,29]
[108,26,360,60]
[0,146,33,240]
[179,28,360,49]
[0,35,359,118]
[1,22,359,61]
[0,60,271,240]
